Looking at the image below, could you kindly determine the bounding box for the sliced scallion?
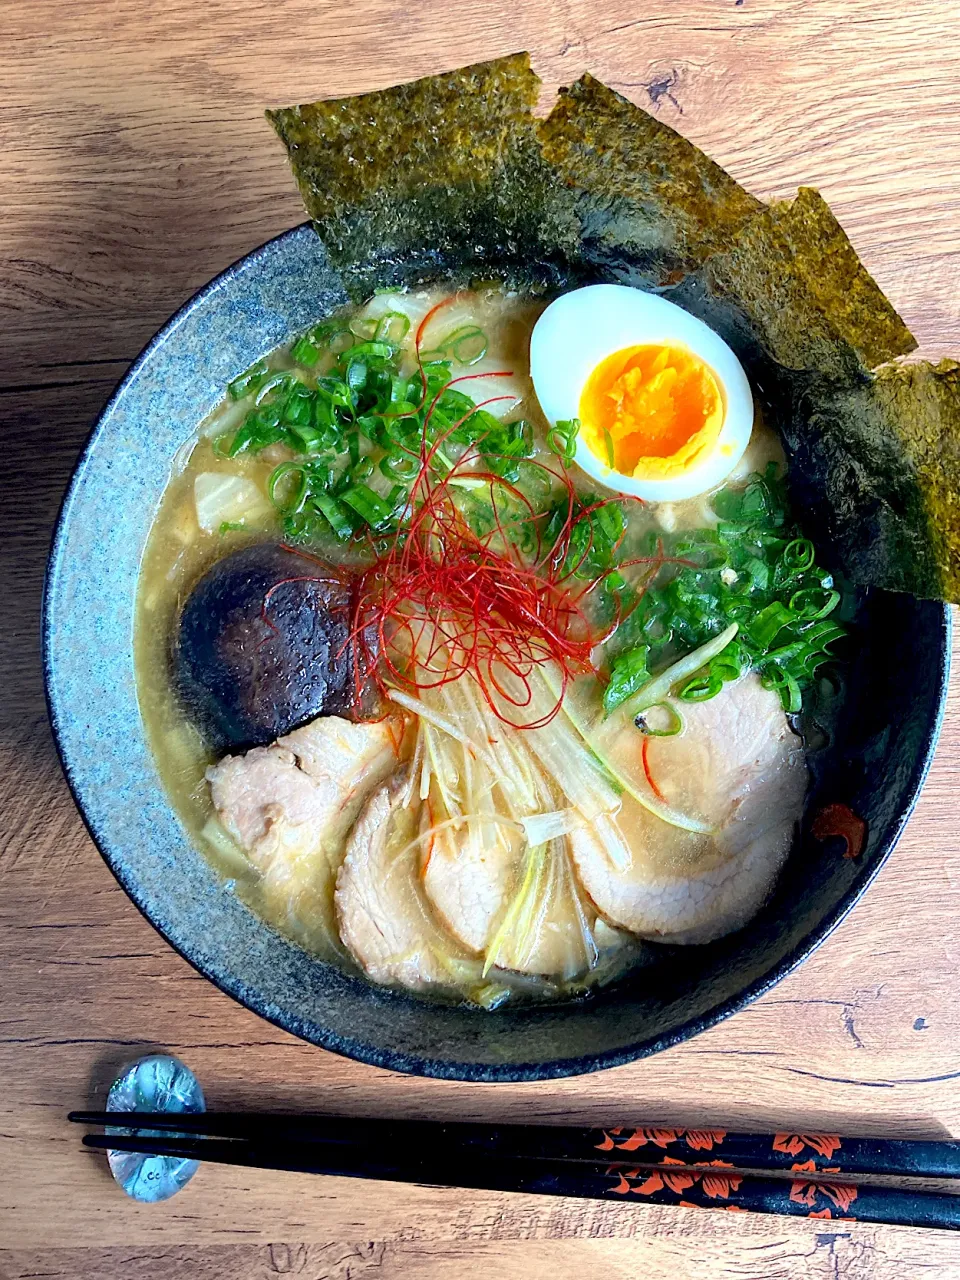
[339,483,396,529]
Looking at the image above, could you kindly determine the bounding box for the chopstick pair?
[69,1112,960,1230]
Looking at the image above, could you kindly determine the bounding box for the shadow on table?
[0,86,296,772]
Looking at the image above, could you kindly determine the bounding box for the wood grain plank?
[4,1236,960,1280]
[3,0,960,1274]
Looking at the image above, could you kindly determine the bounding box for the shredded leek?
[387,688,483,754]
[519,809,580,845]
[536,666,717,835]
[617,625,740,720]
[482,843,545,976]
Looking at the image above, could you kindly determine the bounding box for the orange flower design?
[669,1200,743,1214]
[789,1172,858,1217]
[789,1180,819,1208]
[683,1129,728,1151]
[595,1126,727,1154]
[637,1172,669,1194]
[700,1161,743,1200]
[821,1183,858,1214]
[608,1158,738,1201]
[651,1157,698,1194]
[595,1126,680,1152]
[774,1133,842,1159]
[609,1168,638,1195]
[808,1208,834,1219]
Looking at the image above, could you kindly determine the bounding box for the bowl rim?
[43,224,953,1082]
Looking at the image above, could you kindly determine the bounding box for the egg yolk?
[578,344,725,478]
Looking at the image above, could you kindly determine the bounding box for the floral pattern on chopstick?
[609,1157,742,1200]
[788,1161,858,1217]
[773,1133,842,1160]
[594,1126,728,1153]
[600,1146,860,1220]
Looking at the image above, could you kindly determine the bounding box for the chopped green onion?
[781,537,816,575]
[594,501,624,545]
[678,670,724,702]
[603,646,650,715]
[746,601,793,649]
[325,326,355,355]
[619,624,740,720]
[546,418,580,464]
[374,310,411,345]
[339,483,397,529]
[227,359,270,401]
[312,492,354,540]
[349,314,379,340]
[348,341,394,362]
[268,461,308,513]
[634,703,684,737]
[761,666,802,713]
[291,334,321,366]
[789,586,841,620]
[422,325,489,366]
[380,452,420,481]
[254,373,293,406]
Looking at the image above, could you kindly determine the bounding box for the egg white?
[529,284,755,502]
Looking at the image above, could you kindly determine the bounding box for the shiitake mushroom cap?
[176,542,357,749]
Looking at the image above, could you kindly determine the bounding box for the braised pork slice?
[335,779,459,990]
[420,820,518,954]
[423,825,600,979]
[206,715,402,908]
[570,674,806,944]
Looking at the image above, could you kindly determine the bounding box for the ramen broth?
[136,284,797,1007]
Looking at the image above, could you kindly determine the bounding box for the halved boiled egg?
[530,284,754,502]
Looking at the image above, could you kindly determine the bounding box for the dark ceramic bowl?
[44,225,950,1081]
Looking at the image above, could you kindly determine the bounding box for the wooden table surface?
[3,2,960,1275]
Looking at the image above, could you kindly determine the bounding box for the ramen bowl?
[44,225,949,1081]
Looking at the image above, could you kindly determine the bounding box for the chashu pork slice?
[335,778,463,991]
[206,715,403,940]
[422,820,600,979]
[570,673,806,945]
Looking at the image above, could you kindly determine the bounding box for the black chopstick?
[81,1130,960,1230]
[69,1111,960,1178]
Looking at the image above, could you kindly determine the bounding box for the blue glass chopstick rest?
[105,1054,205,1202]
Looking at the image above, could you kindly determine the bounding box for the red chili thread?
[257,303,703,730]
[642,736,666,801]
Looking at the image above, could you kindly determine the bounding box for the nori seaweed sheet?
[707,187,916,376]
[538,72,763,276]
[787,360,960,601]
[267,55,583,297]
[268,54,960,603]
